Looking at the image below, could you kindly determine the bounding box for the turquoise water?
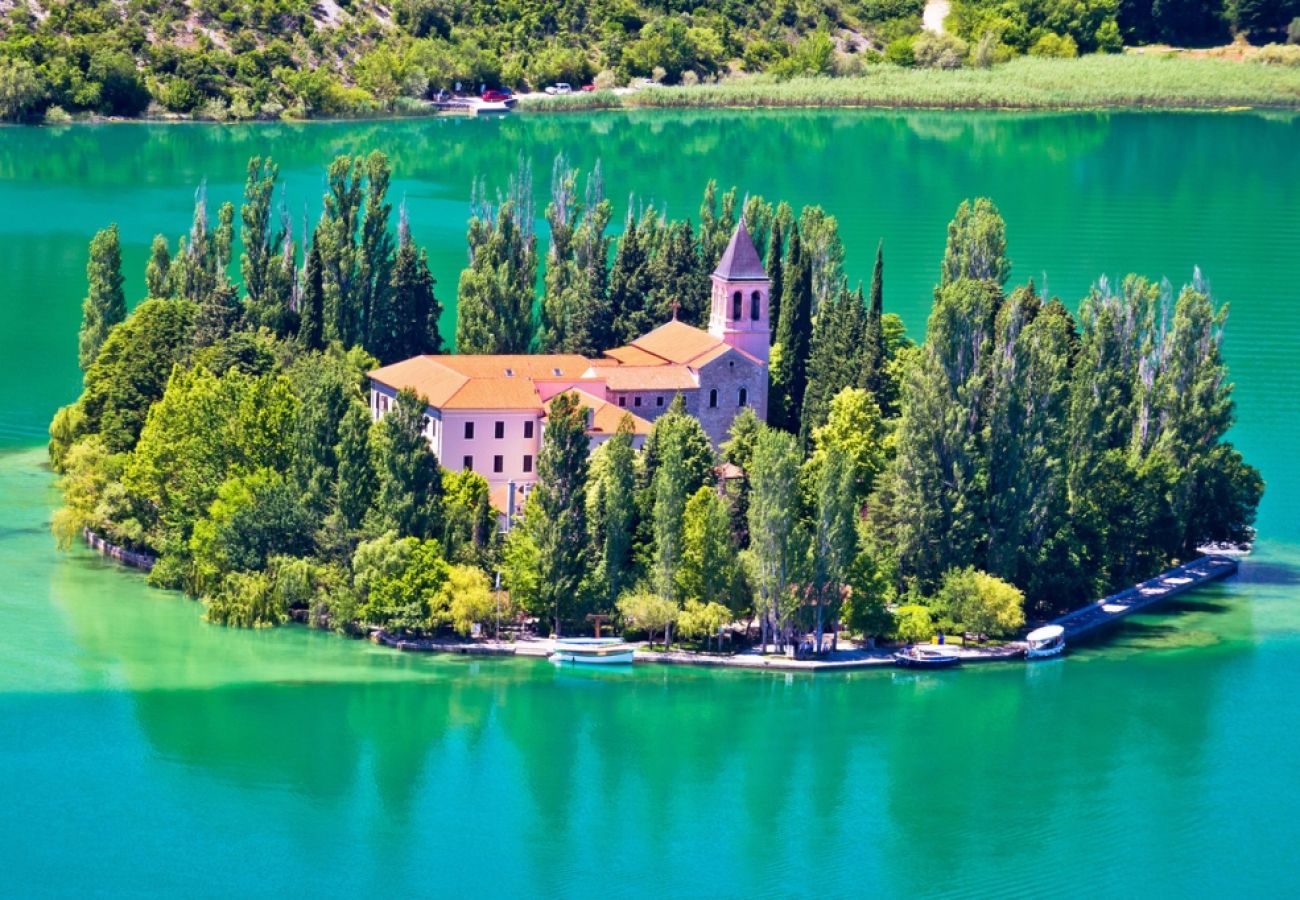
[1,111,1299,897]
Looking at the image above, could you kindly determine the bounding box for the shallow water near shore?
[2,110,1299,897]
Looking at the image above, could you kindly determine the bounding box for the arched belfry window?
[750,291,761,320]
[738,387,748,407]
[731,291,742,320]
[709,388,718,408]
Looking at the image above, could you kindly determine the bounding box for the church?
[367,219,771,515]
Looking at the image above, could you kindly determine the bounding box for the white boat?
[1025,625,1066,659]
[549,637,635,665]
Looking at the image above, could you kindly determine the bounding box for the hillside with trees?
[2,0,1297,123]
[49,152,1262,652]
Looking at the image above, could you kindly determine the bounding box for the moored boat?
[893,645,960,669]
[549,637,636,665]
[1025,625,1066,659]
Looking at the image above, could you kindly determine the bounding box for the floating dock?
[1049,554,1239,642]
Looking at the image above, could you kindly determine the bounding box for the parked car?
[581,84,596,92]
[545,83,573,95]
[481,89,511,102]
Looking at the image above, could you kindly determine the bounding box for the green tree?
[677,598,732,651]
[335,399,377,531]
[677,486,738,609]
[362,536,450,632]
[361,151,397,358]
[319,155,365,346]
[456,164,537,353]
[765,218,785,344]
[80,298,196,453]
[239,157,281,323]
[747,425,805,652]
[770,223,813,433]
[145,234,172,299]
[526,392,590,635]
[617,589,678,647]
[298,237,326,352]
[607,206,655,344]
[372,388,444,539]
[78,224,127,374]
[800,284,867,446]
[390,203,444,359]
[860,241,893,414]
[0,58,45,123]
[934,566,1026,640]
[568,163,615,355]
[589,416,637,608]
[440,563,495,637]
[940,198,1011,288]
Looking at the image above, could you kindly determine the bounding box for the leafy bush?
[1029,32,1079,56]
[913,32,970,67]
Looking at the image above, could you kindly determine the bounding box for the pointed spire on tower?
[713,218,767,282]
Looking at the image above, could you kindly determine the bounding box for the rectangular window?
[494,421,504,439]
[523,454,533,473]
[524,420,535,439]
[656,396,664,407]
[634,396,642,407]
[618,396,626,408]
[463,455,474,470]
[493,455,504,473]
[464,421,474,439]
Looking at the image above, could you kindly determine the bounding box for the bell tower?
[708,218,770,366]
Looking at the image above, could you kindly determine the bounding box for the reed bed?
[518,55,1300,112]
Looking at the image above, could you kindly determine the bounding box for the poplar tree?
[652,421,689,601]
[797,205,845,315]
[373,388,443,540]
[569,163,615,356]
[319,156,365,346]
[539,153,582,353]
[360,151,397,356]
[239,157,279,315]
[145,233,171,298]
[78,224,126,373]
[941,198,1011,287]
[677,486,737,608]
[456,163,537,354]
[746,425,804,652]
[527,392,590,635]
[769,223,813,433]
[590,416,636,608]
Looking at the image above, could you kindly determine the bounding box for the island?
[46,150,1264,662]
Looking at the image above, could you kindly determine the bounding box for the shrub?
[593,69,618,90]
[1254,43,1300,65]
[885,35,917,66]
[1029,32,1078,57]
[0,57,46,122]
[913,32,970,67]
[43,104,72,125]
[1289,17,1300,43]
[1095,19,1123,53]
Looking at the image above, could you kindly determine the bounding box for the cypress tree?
[607,206,654,343]
[145,233,171,299]
[390,204,443,360]
[652,422,689,601]
[766,219,784,343]
[800,284,866,448]
[769,224,813,434]
[298,236,325,352]
[860,241,890,413]
[335,399,377,531]
[593,416,636,608]
[569,164,615,355]
[319,156,365,346]
[78,224,127,373]
[455,166,537,354]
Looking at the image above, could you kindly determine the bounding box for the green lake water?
[2,110,1299,897]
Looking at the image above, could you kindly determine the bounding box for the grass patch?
[519,56,1300,112]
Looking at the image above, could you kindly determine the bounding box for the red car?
[581,84,596,92]
[481,89,511,102]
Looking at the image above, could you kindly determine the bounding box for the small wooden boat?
[550,637,635,666]
[1025,625,1066,660]
[893,645,960,669]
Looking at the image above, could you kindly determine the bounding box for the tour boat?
[549,637,636,666]
[1024,625,1066,660]
[893,645,960,669]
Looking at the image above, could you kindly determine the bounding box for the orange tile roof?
[370,354,591,411]
[626,320,727,366]
[603,345,669,367]
[552,389,653,436]
[598,365,698,391]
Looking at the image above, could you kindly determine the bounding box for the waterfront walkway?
[1049,554,1239,642]
[367,554,1243,672]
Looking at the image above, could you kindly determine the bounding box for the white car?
[545,83,573,95]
